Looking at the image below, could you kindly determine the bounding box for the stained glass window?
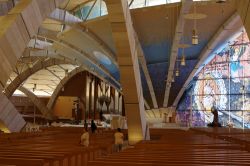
[177,31,250,128]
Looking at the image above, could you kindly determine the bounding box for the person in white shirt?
[114,128,124,152]
[80,128,89,147]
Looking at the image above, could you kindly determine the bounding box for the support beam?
[41,14,117,67]
[137,36,158,109]
[237,0,250,37]
[18,86,52,119]
[173,13,241,108]
[36,33,119,86]
[0,0,66,87]
[105,0,149,144]
[0,85,26,132]
[0,0,67,132]
[46,67,62,81]
[5,58,72,98]
[163,0,192,108]
[144,99,150,110]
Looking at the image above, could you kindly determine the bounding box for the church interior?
[1,0,250,165]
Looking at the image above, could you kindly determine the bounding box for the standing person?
[114,128,124,152]
[80,128,89,147]
[84,120,88,130]
[91,120,97,133]
[99,110,103,121]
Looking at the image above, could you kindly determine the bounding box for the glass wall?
[74,0,181,21]
[75,0,108,21]
[177,31,250,128]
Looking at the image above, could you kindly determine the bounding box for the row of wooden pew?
[191,127,250,150]
[0,127,120,166]
[88,128,250,166]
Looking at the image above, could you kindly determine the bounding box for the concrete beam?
[163,0,192,107]
[5,58,72,98]
[18,86,53,119]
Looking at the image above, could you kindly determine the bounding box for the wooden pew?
[88,128,250,166]
[0,127,117,166]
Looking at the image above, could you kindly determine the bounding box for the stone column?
[105,0,149,144]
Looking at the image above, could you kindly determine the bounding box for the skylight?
[74,0,211,21]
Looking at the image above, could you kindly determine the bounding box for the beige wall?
[53,96,77,119]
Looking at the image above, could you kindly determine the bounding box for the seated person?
[207,106,221,127]
[114,128,124,152]
[80,128,89,147]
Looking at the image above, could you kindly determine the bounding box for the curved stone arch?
[47,66,121,111]
[18,86,52,119]
[5,58,74,98]
[73,24,117,65]
[0,0,66,87]
[38,34,120,85]
[0,0,67,132]
[46,10,117,64]
[47,67,85,110]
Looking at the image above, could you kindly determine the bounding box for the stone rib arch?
[47,67,85,110]
[5,58,73,98]
[45,11,117,65]
[18,86,52,119]
[0,0,67,132]
[0,0,66,87]
[36,30,118,84]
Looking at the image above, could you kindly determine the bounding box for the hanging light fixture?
[180,47,186,66]
[33,84,36,92]
[192,29,198,45]
[184,3,207,45]
[175,69,180,77]
[175,61,180,77]
[192,3,198,45]
[178,43,190,67]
